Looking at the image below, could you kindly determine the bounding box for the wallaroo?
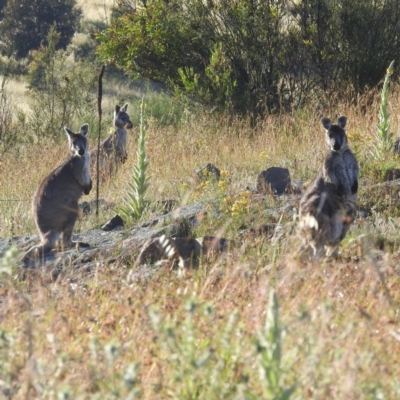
[298,116,359,259]
[91,103,133,177]
[23,124,92,264]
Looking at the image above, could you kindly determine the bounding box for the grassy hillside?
[2,85,400,398]
[1,1,400,399]
[77,0,115,23]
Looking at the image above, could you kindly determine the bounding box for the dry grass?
[1,84,400,398]
[1,240,400,398]
[0,87,386,238]
[77,0,116,23]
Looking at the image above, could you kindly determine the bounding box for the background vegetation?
[98,0,400,115]
[0,0,82,58]
[1,0,400,398]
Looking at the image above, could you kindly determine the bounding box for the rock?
[195,163,221,182]
[257,167,291,195]
[101,214,124,231]
[1,192,300,275]
[0,200,225,274]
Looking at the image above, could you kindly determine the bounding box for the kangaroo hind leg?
[22,229,60,266]
[61,216,90,249]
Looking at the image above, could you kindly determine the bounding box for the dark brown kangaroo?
[23,124,92,264]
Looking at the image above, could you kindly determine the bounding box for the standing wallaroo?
[23,124,92,264]
[91,103,133,177]
[299,116,359,258]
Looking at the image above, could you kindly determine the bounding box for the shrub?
[97,0,400,114]
[26,25,98,140]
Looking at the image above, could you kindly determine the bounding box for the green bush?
[97,0,400,114]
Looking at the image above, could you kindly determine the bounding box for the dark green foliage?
[0,0,82,59]
[338,0,400,92]
[97,0,290,114]
[97,0,400,114]
[0,0,6,20]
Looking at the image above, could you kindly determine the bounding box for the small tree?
[0,0,82,59]
[27,25,97,139]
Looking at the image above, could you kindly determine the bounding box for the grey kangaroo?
[91,103,133,176]
[320,116,359,203]
[299,116,359,258]
[23,124,92,263]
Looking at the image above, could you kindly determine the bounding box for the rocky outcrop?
[0,162,315,277]
[0,200,236,276]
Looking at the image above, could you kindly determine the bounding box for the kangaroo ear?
[64,127,74,146]
[337,116,347,129]
[80,124,89,136]
[120,103,128,112]
[321,117,332,131]
[64,126,74,137]
[115,104,120,114]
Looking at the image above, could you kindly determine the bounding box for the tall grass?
[2,84,400,398]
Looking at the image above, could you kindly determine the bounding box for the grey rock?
[0,200,217,273]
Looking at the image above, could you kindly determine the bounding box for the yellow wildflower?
[220,170,231,179]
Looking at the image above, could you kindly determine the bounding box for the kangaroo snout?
[78,148,85,156]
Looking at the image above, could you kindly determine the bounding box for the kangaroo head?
[114,103,133,129]
[65,124,89,157]
[321,116,348,152]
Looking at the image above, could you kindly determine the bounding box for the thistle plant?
[370,60,395,160]
[118,100,150,222]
